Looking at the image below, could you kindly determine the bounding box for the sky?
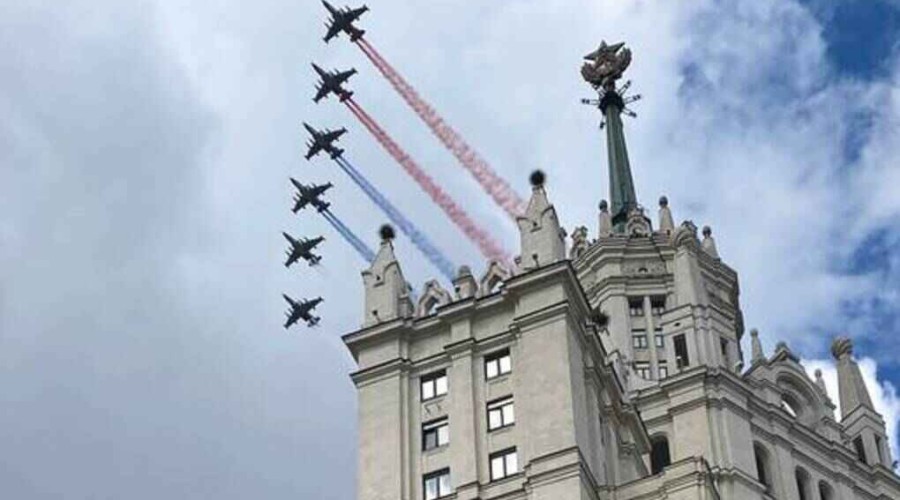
[0,0,898,498]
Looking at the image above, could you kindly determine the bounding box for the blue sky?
[1,0,899,498]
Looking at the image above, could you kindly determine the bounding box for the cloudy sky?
[1,0,899,498]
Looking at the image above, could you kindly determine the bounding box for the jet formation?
[283,294,323,328]
[322,1,368,43]
[283,232,325,267]
[291,178,333,213]
[303,122,346,159]
[312,64,356,103]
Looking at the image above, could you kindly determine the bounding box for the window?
[629,297,645,317]
[423,468,451,500]
[485,350,511,379]
[650,436,671,474]
[754,443,770,490]
[650,296,666,316]
[854,436,867,463]
[421,371,448,401]
[795,467,810,500]
[654,332,665,348]
[781,397,799,418]
[634,362,651,380]
[632,334,648,349]
[422,418,449,451]
[489,448,518,481]
[658,361,668,379]
[875,435,884,464]
[487,397,515,430]
[819,481,834,500]
[674,334,690,368]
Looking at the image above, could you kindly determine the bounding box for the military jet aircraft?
[303,122,346,160]
[283,232,324,267]
[322,1,368,43]
[290,178,333,213]
[283,294,323,328]
[312,63,356,103]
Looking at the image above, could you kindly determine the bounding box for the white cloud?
[804,358,900,464]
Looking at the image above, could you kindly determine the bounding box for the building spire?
[581,41,641,231]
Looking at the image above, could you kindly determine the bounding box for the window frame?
[632,334,648,349]
[422,417,449,451]
[422,468,451,500]
[421,370,448,401]
[628,297,645,317]
[658,361,668,379]
[487,396,515,431]
[654,332,665,348]
[484,349,512,380]
[674,334,690,368]
[634,362,651,380]
[489,447,519,481]
[650,296,666,316]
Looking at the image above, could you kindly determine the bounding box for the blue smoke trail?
[321,209,376,263]
[334,156,457,281]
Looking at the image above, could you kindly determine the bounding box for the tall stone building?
[341,43,900,500]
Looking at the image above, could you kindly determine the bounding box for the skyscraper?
[341,43,900,500]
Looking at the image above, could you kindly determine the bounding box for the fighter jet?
[283,232,325,267]
[290,178,333,213]
[312,63,356,103]
[322,1,368,43]
[303,122,346,160]
[283,294,323,328]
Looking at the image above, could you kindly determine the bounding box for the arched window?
[754,443,771,491]
[650,435,671,475]
[795,467,811,500]
[818,481,833,500]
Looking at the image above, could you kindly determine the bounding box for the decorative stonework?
[623,259,666,276]
[570,226,589,259]
[416,279,452,317]
[479,260,511,296]
[625,208,651,237]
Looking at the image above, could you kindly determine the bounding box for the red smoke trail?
[345,98,510,263]
[356,38,527,219]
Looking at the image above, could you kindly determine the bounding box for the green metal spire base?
[602,91,638,231]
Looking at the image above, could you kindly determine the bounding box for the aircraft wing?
[305,143,322,160]
[324,22,342,42]
[335,69,355,84]
[323,129,344,142]
[285,249,301,268]
[313,85,329,103]
[292,196,310,213]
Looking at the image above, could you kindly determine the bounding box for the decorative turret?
[452,265,478,299]
[750,328,765,364]
[831,337,892,468]
[658,196,675,235]
[516,171,566,271]
[361,225,413,327]
[701,226,720,259]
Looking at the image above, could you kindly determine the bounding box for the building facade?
[341,45,900,500]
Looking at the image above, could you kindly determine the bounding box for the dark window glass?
[674,334,690,368]
[632,334,648,349]
[658,362,668,379]
[628,297,644,317]
[650,296,666,316]
[422,418,449,451]
[634,362,651,379]
[650,437,671,474]
[854,436,867,463]
[754,445,769,489]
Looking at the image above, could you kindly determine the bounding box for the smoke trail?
[344,99,510,264]
[333,155,458,281]
[320,209,376,263]
[356,38,526,219]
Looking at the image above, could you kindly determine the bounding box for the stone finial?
[701,225,720,259]
[658,195,675,235]
[625,207,651,237]
[673,220,699,249]
[598,200,612,236]
[452,265,478,299]
[815,369,829,397]
[570,226,589,259]
[516,170,565,271]
[750,328,765,364]
[362,226,410,326]
[831,336,876,419]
